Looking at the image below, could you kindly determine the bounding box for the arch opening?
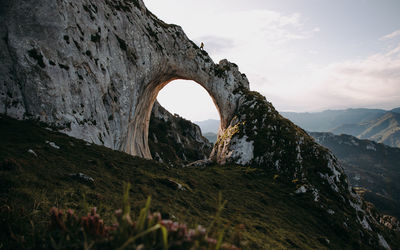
[123,75,229,162]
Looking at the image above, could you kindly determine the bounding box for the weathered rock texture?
[0,0,397,247]
[149,101,212,166]
[0,0,247,159]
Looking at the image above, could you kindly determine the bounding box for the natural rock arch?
[124,60,247,159]
[128,78,219,159]
[0,0,249,162]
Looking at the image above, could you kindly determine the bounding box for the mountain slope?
[282,108,386,132]
[195,119,220,134]
[311,132,400,218]
[333,112,400,148]
[391,108,400,113]
[282,108,400,148]
[3,116,399,249]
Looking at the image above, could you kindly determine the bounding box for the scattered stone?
[169,179,185,191]
[69,173,94,183]
[28,149,38,157]
[295,185,307,194]
[159,178,186,191]
[327,209,335,215]
[46,141,60,149]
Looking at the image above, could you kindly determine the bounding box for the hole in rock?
[149,80,220,165]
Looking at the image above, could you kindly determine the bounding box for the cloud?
[381,29,400,40]
[273,43,400,111]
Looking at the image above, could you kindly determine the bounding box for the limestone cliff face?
[0,0,247,159]
[149,101,212,166]
[0,0,395,247]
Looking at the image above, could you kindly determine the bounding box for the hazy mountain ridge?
[194,119,220,134]
[282,108,400,148]
[311,132,400,218]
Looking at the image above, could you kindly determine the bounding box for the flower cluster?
[48,202,240,249]
[50,207,115,238]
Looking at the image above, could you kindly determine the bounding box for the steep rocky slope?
[210,89,396,248]
[0,0,398,248]
[311,132,400,218]
[149,101,212,165]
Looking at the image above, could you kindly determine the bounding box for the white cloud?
[269,43,400,112]
[381,29,400,40]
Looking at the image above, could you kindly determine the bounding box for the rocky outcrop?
[311,131,400,218]
[0,0,397,247]
[211,89,396,248]
[149,101,212,166]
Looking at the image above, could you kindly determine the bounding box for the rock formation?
[0,0,396,247]
[0,0,247,160]
[149,101,212,166]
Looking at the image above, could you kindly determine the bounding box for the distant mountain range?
[311,132,400,218]
[203,132,218,143]
[194,119,220,134]
[194,119,220,143]
[282,108,400,148]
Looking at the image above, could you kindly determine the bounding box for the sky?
[145,0,400,121]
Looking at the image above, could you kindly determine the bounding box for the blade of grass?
[117,223,162,250]
[136,196,151,233]
[160,225,168,250]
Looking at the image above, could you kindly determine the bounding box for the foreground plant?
[48,183,240,249]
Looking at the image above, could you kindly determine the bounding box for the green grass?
[0,116,399,249]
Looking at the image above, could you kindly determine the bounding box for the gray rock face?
[0,0,248,160]
[149,101,212,165]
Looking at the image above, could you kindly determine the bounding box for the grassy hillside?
[1,116,399,249]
